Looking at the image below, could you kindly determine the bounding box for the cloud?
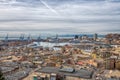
[0,0,120,34]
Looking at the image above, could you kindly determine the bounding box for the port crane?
[19,34,24,41]
[37,34,41,45]
[27,34,32,43]
[5,34,8,43]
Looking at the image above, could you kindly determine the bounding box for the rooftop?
[37,67,94,79]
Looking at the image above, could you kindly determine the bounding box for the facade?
[105,56,120,70]
[115,60,120,70]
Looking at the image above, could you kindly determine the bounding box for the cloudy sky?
[0,0,120,34]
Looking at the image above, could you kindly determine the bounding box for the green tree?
[0,69,5,80]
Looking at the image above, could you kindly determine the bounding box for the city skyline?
[0,0,120,34]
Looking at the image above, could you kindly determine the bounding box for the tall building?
[94,33,98,41]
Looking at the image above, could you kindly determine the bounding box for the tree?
[0,69,5,80]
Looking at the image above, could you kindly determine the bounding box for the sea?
[0,30,105,40]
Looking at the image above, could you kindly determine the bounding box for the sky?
[0,0,120,34]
